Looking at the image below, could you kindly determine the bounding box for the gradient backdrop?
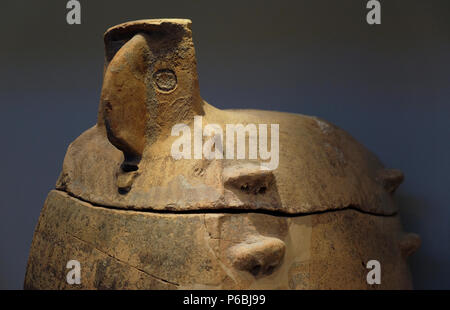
[1,0,449,289]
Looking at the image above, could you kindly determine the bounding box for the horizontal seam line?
[56,189,397,218]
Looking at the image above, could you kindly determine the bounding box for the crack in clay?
[65,231,180,287]
[60,189,397,218]
[202,215,239,286]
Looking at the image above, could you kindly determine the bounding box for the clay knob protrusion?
[228,236,286,277]
[223,164,275,195]
[399,233,421,258]
[116,170,139,195]
[377,169,404,194]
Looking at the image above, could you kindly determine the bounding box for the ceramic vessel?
[25,19,420,289]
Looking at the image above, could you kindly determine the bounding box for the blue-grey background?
[0,0,448,289]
